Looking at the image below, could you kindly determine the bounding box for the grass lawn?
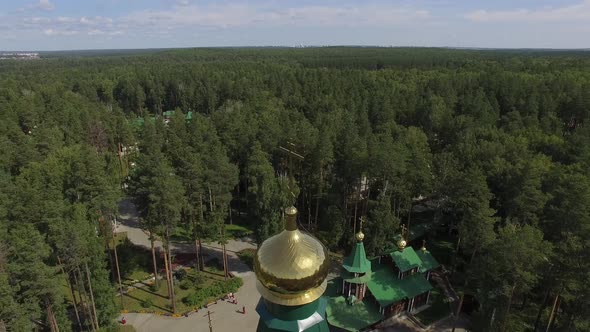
[121,270,152,288]
[414,289,451,326]
[236,248,256,269]
[111,232,130,248]
[119,268,226,314]
[225,224,254,238]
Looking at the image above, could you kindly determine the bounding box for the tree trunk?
[150,231,159,287]
[451,292,464,332]
[503,282,517,331]
[229,204,233,225]
[194,225,201,271]
[363,184,371,217]
[74,268,96,332]
[308,188,312,228]
[314,169,321,228]
[221,225,229,280]
[545,292,559,332]
[57,257,82,331]
[163,244,172,300]
[117,142,124,177]
[469,247,478,265]
[46,302,59,332]
[208,186,214,212]
[534,289,551,332]
[223,243,229,280]
[199,193,205,270]
[165,227,176,313]
[406,201,412,238]
[521,293,528,310]
[237,179,241,216]
[343,186,349,230]
[84,263,100,330]
[112,233,125,310]
[353,178,360,234]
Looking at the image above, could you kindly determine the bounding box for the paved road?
[116,199,260,331]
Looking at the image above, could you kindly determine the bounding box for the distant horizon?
[3,45,590,53]
[2,0,590,51]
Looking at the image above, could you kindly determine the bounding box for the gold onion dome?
[355,231,365,242]
[397,238,407,250]
[254,206,329,306]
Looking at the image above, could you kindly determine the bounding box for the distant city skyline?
[1,0,589,51]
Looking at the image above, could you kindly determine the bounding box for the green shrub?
[141,298,153,308]
[237,249,255,269]
[183,292,201,306]
[149,282,160,292]
[179,279,192,290]
[182,277,243,307]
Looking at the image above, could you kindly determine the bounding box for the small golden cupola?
[355,230,365,242]
[254,206,330,306]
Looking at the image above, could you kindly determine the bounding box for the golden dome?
[254,206,329,306]
[355,231,365,242]
[397,239,407,250]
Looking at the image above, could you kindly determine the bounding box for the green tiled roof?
[390,247,422,272]
[416,249,440,273]
[342,269,372,284]
[367,265,432,307]
[343,243,371,274]
[325,280,382,332]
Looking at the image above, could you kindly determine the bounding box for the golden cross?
[279,141,304,199]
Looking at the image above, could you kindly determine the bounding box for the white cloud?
[124,3,431,29]
[44,28,78,36]
[88,29,105,36]
[465,0,590,22]
[37,0,55,11]
[18,0,55,13]
[13,15,122,39]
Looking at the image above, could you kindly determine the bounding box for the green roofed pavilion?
[343,242,371,274]
[390,247,422,273]
[367,264,432,307]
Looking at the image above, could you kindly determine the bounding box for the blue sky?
[1,0,589,50]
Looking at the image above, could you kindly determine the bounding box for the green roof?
[367,264,432,307]
[416,249,440,273]
[390,247,422,272]
[342,269,372,284]
[343,243,371,274]
[325,280,382,331]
